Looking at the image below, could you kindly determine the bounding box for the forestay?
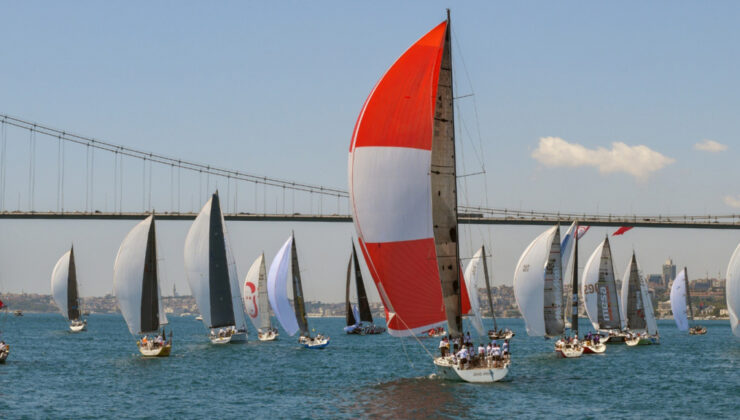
[113,216,167,336]
[670,269,689,331]
[267,236,300,336]
[725,242,740,337]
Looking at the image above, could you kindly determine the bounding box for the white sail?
[113,216,167,335]
[267,236,299,336]
[726,242,740,337]
[670,269,689,331]
[243,255,263,330]
[50,250,72,320]
[463,247,485,336]
[222,214,247,332]
[513,226,559,337]
[641,268,658,336]
[582,240,604,331]
[184,197,214,328]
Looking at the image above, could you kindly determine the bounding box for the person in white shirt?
[456,347,469,368]
[502,341,509,356]
[492,344,501,360]
[439,338,449,357]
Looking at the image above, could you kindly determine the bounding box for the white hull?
[582,342,606,354]
[258,331,279,341]
[555,341,584,358]
[69,321,87,332]
[138,342,171,357]
[625,337,640,346]
[433,357,509,383]
[210,335,232,345]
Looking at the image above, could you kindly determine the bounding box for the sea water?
[0,315,737,419]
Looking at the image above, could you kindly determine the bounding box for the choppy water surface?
[0,315,737,418]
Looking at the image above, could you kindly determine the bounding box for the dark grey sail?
[208,192,235,328]
[291,236,309,337]
[432,10,463,338]
[596,237,622,330]
[345,253,356,327]
[67,247,81,321]
[684,268,695,323]
[481,245,498,331]
[352,244,373,323]
[571,228,579,335]
[543,228,564,337]
[140,216,160,334]
[625,253,646,331]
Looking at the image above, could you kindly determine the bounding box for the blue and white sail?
[670,268,689,332]
[267,236,300,336]
[726,242,740,337]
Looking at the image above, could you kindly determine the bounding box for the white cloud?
[531,136,675,180]
[724,195,740,208]
[694,139,727,153]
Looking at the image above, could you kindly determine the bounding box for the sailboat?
[51,246,87,332]
[243,254,278,341]
[514,226,582,358]
[582,236,627,343]
[0,298,8,363]
[267,233,329,349]
[348,11,502,382]
[621,252,660,345]
[344,242,385,335]
[184,191,248,344]
[670,267,707,335]
[113,215,171,357]
[725,242,740,337]
[465,246,513,340]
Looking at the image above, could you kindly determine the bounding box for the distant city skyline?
[2,1,740,302]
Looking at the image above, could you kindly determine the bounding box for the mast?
[67,246,80,321]
[684,267,695,323]
[140,215,159,334]
[345,250,355,327]
[291,234,309,337]
[433,8,463,338]
[481,245,497,331]
[571,224,579,336]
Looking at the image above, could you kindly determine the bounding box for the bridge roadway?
[1,210,739,229]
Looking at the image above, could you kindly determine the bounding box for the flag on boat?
[613,226,633,236]
[576,225,590,239]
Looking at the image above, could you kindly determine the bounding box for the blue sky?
[1,1,739,301]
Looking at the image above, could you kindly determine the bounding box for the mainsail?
[582,237,623,331]
[513,226,564,337]
[51,246,81,321]
[184,192,244,330]
[464,247,485,336]
[345,242,375,327]
[670,268,689,331]
[620,253,657,335]
[348,17,469,337]
[113,216,168,336]
[725,242,740,337]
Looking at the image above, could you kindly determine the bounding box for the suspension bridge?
[1,114,739,229]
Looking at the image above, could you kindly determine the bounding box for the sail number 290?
[583,284,599,294]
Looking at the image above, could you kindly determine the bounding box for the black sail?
[67,247,81,321]
[345,253,356,327]
[291,236,309,337]
[481,245,497,331]
[571,229,579,335]
[625,253,646,331]
[353,243,373,323]
[140,217,160,333]
[208,192,235,328]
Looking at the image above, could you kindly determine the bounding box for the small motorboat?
[210,328,234,345]
[195,315,203,321]
[257,328,279,342]
[689,325,707,335]
[422,327,447,338]
[299,335,330,349]
[13,310,22,317]
[488,329,515,340]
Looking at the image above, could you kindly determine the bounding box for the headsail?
[725,242,740,337]
[267,236,300,336]
[184,192,236,329]
[670,268,689,331]
[582,237,622,331]
[348,18,471,337]
[513,226,564,337]
[51,247,81,321]
[243,255,263,331]
[464,247,485,336]
[113,216,167,336]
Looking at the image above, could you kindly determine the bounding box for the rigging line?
[178,164,182,213]
[0,115,347,197]
[61,138,65,211]
[119,151,124,213]
[141,158,146,212]
[198,170,202,208]
[170,164,174,212]
[85,145,90,212]
[90,147,95,211]
[113,151,118,213]
[148,158,153,211]
[28,129,34,210]
[57,135,61,211]
[226,175,230,215]
[234,178,238,213]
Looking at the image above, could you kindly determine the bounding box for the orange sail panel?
[349,22,452,336]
